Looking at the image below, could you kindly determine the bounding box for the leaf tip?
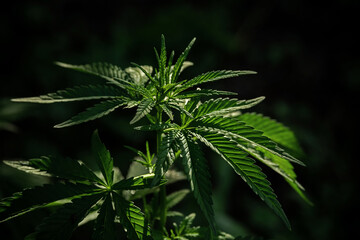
[53,123,66,128]
[11,98,22,102]
[54,61,69,68]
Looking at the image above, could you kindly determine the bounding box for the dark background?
[1,0,359,239]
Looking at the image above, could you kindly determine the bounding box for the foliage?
[1,35,310,239]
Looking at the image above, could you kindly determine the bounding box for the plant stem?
[156,107,167,230]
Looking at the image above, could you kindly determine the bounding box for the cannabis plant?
[1,35,310,239]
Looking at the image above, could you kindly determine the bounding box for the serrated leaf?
[168,101,193,119]
[159,34,167,86]
[190,130,291,230]
[152,130,180,186]
[176,89,238,99]
[130,62,157,86]
[237,113,312,205]
[55,62,130,88]
[165,51,175,85]
[171,38,196,83]
[11,85,125,103]
[0,182,99,223]
[194,116,304,167]
[54,98,126,128]
[130,98,155,124]
[191,97,265,120]
[194,119,307,205]
[25,193,103,240]
[176,70,257,94]
[7,156,103,184]
[125,65,153,86]
[166,211,184,217]
[160,104,174,120]
[176,132,216,234]
[78,202,102,226]
[113,193,152,240]
[113,173,166,190]
[92,194,116,240]
[3,160,51,177]
[92,130,114,186]
[238,113,304,157]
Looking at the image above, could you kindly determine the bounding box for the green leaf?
[176,132,216,234]
[54,99,127,128]
[194,118,308,205]
[190,130,291,230]
[92,130,114,186]
[0,182,99,223]
[176,89,238,99]
[92,194,116,240]
[168,101,193,119]
[11,85,125,103]
[113,193,152,240]
[166,189,190,210]
[176,70,257,94]
[237,113,304,157]
[152,130,180,185]
[130,62,157,86]
[124,145,149,163]
[125,65,153,86]
[159,34,167,86]
[130,98,155,124]
[160,104,174,120]
[165,51,175,85]
[55,62,130,88]
[194,116,304,167]
[191,97,265,120]
[25,193,103,240]
[237,113,312,204]
[3,160,51,177]
[171,38,196,83]
[113,173,166,190]
[4,157,103,184]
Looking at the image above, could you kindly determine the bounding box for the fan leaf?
[54,99,127,128]
[113,174,166,190]
[238,113,312,204]
[130,98,155,124]
[0,182,100,223]
[238,113,304,157]
[171,38,196,83]
[91,130,114,186]
[25,193,103,240]
[159,34,167,86]
[191,130,291,230]
[176,70,256,94]
[160,104,174,120]
[55,62,130,88]
[176,132,216,234]
[12,85,125,103]
[113,193,152,240]
[194,116,304,167]
[92,194,116,240]
[152,130,180,186]
[4,156,103,184]
[176,89,238,99]
[191,97,265,120]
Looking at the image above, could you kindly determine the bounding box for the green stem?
[156,107,167,230]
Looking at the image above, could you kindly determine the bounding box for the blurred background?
[0,0,359,239]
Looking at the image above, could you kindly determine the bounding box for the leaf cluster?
[2,35,311,239]
[1,131,160,239]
